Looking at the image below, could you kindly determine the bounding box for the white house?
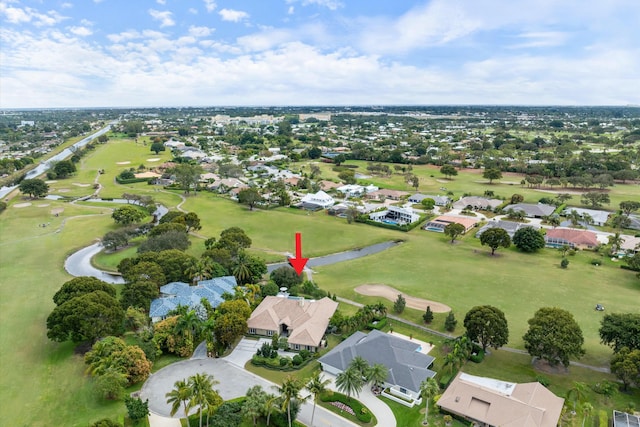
[369,204,420,225]
[300,190,335,209]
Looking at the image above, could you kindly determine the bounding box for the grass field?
[1,138,639,426]
[296,159,639,209]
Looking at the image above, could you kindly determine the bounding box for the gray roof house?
[502,203,555,218]
[149,276,237,322]
[453,196,502,211]
[562,207,611,226]
[318,330,436,401]
[476,220,540,238]
[409,193,451,206]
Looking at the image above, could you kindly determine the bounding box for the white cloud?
[68,26,92,36]
[218,8,248,22]
[188,25,213,37]
[148,9,175,27]
[156,0,166,4]
[61,2,73,9]
[188,8,198,15]
[0,4,66,26]
[287,0,343,10]
[203,0,216,13]
[288,6,294,15]
[509,31,569,49]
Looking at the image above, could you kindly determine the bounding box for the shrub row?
[365,318,388,330]
[251,354,315,371]
[320,391,372,423]
[115,176,152,184]
[469,349,485,363]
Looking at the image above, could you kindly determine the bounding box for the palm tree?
[233,250,253,285]
[442,352,462,376]
[166,379,192,419]
[263,393,279,426]
[274,375,306,427]
[420,377,440,425]
[176,310,202,343]
[305,372,330,427]
[204,388,223,426]
[349,356,370,379]
[567,381,588,414]
[568,210,582,228]
[335,366,365,401]
[367,363,388,389]
[188,373,220,427]
[546,215,561,228]
[608,232,625,255]
[185,258,213,285]
[580,402,593,427]
[243,385,268,426]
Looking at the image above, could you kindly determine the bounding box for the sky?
[1,0,639,108]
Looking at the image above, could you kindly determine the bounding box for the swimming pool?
[383,219,399,225]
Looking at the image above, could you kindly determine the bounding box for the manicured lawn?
[314,229,639,366]
[0,201,127,426]
[295,159,640,209]
[380,396,467,427]
[180,196,400,259]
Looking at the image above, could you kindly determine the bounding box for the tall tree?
[305,372,331,427]
[393,294,406,314]
[599,313,640,352]
[335,366,365,400]
[620,200,640,216]
[463,305,509,351]
[112,205,146,225]
[483,168,502,184]
[188,373,221,427]
[512,227,545,252]
[53,276,116,306]
[440,164,457,178]
[523,307,585,367]
[172,163,203,195]
[274,375,306,427]
[166,379,193,419]
[237,188,263,211]
[480,227,511,255]
[419,377,439,425]
[444,223,465,243]
[19,178,49,198]
[581,192,610,208]
[367,363,388,389]
[610,347,640,391]
[566,381,588,414]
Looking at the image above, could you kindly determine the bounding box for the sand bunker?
[36,203,50,207]
[51,208,64,215]
[13,202,32,208]
[116,161,131,165]
[355,284,451,313]
[45,180,58,184]
[58,189,70,193]
[147,158,160,162]
[435,179,450,183]
[72,183,91,187]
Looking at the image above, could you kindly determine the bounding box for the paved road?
[63,242,125,284]
[141,339,361,427]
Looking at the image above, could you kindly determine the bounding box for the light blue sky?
[1,0,639,108]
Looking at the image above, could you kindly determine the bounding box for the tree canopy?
[463,305,509,351]
[523,307,585,367]
[53,277,117,306]
[440,164,457,178]
[238,188,263,211]
[47,290,125,343]
[270,266,303,289]
[444,223,465,243]
[19,178,49,198]
[479,227,511,255]
[112,205,146,225]
[599,313,640,352]
[483,168,502,184]
[512,226,545,252]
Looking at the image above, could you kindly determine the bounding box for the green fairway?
[313,229,639,366]
[0,202,127,426]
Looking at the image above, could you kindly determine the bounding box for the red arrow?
[288,232,309,275]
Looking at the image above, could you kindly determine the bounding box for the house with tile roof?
[149,276,237,323]
[438,372,564,427]
[318,330,436,402]
[424,215,479,233]
[247,296,338,352]
[545,228,599,250]
[503,203,556,218]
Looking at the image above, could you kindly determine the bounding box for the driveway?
[140,338,363,426]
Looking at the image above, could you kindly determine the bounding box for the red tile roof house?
[438,372,564,427]
[544,228,599,250]
[247,296,338,352]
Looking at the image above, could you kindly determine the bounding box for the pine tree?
[444,312,457,332]
[423,306,434,324]
[393,294,406,314]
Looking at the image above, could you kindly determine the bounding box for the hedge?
[366,318,388,330]
[355,215,427,232]
[250,354,315,372]
[115,176,152,184]
[319,391,372,423]
[439,371,456,389]
[469,349,485,363]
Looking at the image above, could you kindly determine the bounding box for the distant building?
[545,228,599,250]
[300,190,335,209]
[425,215,479,233]
[369,204,420,225]
[562,207,611,226]
[503,203,555,218]
[453,196,502,211]
[409,194,451,206]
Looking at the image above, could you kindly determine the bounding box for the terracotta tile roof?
[247,296,338,348]
[545,228,598,246]
[438,373,564,427]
